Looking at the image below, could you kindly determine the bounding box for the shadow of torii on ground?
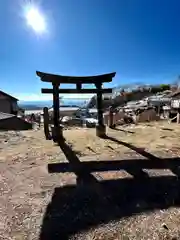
[39,134,180,240]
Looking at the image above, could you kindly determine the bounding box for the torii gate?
[36,71,116,140]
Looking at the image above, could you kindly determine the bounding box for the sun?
[26,7,46,33]
[23,3,47,34]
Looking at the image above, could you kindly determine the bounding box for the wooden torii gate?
[36,71,116,140]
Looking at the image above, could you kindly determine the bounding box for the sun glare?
[24,4,47,34]
[26,8,46,33]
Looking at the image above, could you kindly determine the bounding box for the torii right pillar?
[52,82,63,142]
[95,82,106,138]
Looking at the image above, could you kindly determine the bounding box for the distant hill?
[19,101,52,110]
[19,105,44,110]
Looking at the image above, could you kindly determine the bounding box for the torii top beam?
[36,71,116,84]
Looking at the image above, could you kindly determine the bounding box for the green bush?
[159,84,170,91]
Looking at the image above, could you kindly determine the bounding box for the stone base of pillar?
[51,126,63,142]
[96,124,106,138]
[109,124,115,129]
[109,112,114,128]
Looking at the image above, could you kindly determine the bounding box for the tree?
[159,84,170,91]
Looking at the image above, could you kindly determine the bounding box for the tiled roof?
[0,112,15,120]
[0,90,18,101]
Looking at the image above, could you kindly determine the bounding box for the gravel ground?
[1,122,180,239]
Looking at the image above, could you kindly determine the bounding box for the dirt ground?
[1,121,180,239]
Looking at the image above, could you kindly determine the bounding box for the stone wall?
[137,109,160,122]
[103,111,125,125]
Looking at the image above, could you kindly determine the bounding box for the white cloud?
[15,93,52,101]
[15,93,94,101]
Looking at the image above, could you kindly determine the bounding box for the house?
[165,90,180,109]
[0,90,19,115]
[48,107,80,117]
[87,92,113,109]
[158,90,180,121]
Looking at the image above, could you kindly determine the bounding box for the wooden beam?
[41,88,112,94]
[36,71,115,83]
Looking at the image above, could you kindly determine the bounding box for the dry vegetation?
[1,121,180,239]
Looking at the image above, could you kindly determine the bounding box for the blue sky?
[0,0,180,101]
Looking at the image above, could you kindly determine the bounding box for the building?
[0,90,19,115]
[0,112,32,130]
[48,107,80,117]
[87,92,113,109]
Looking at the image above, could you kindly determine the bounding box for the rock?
[162,223,169,230]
